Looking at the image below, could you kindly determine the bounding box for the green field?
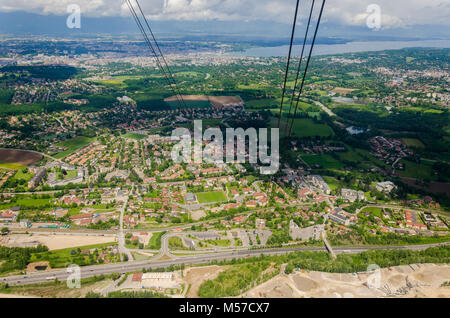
[58,170,78,180]
[0,197,54,209]
[54,136,95,159]
[11,170,34,182]
[205,239,231,247]
[322,176,340,191]
[196,191,227,203]
[29,242,118,268]
[398,160,435,180]
[271,117,333,138]
[146,231,167,250]
[0,162,27,170]
[360,207,383,218]
[302,154,344,169]
[122,133,147,140]
[402,138,425,149]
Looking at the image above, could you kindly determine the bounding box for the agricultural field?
[398,160,435,180]
[0,197,54,209]
[271,117,334,138]
[402,138,425,149]
[122,133,147,140]
[0,149,43,166]
[0,162,27,170]
[302,154,344,170]
[53,136,95,159]
[196,191,227,203]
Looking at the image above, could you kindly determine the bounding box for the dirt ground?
[243,264,450,298]
[183,265,229,298]
[164,95,209,102]
[164,95,242,106]
[0,293,37,298]
[208,96,242,105]
[330,87,357,95]
[0,280,111,298]
[2,234,116,250]
[190,210,206,221]
[0,149,43,165]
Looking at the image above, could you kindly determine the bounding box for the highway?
[2,242,448,287]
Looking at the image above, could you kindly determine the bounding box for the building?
[20,219,31,228]
[69,213,93,226]
[376,181,397,194]
[185,193,197,203]
[47,168,86,187]
[341,189,365,202]
[140,272,180,289]
[289,221,324,241]
[328,211,357,226]
[28,168,46,188]
[0,211,17,222]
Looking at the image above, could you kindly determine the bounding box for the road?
[312,100,335,117]
[2,242,448,287]
[118,187,133,262]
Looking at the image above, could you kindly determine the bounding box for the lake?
[228,40,450,57]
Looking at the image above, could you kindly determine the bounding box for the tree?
[1,228,9,235]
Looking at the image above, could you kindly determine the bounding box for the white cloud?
[0,0,448,27]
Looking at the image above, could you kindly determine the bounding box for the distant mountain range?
[0,11,448,44]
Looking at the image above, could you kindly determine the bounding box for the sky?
[0,0,449,28]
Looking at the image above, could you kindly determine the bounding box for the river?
[228,39,450,57]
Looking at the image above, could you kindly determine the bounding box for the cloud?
[0,0,448,28]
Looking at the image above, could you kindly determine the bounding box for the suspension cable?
[126,0,184,109]
[285,0,315,135]
[288,0,326,137]
[133,0,187,108]
[277,0,301,129]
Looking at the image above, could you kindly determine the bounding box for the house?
[245,201,257,208]
[242,187,253,194]
[233,216,246,224]
[224,203,240,211]
[255,219,265,229]
[69,213,93,226]
[258,197,269,206]
[53,208,69,218]
[298,188,312,200]
[0,211,17,222]
[132,272,143,282]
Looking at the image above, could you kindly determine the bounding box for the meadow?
[196,191,227,203]
[54,136,95,159]
[122,133,147,140]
